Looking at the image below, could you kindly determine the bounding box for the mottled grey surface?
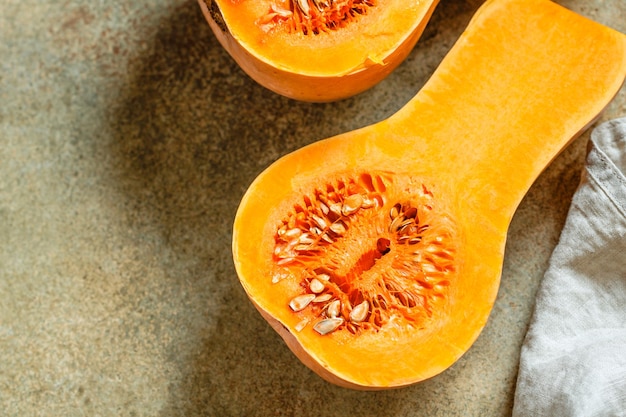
[1,0,625,416]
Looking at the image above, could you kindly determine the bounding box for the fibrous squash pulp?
[198,0,440,101]
[232,0,626,389]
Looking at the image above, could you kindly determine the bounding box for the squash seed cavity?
[259,0,377,35]
[273,172,457,336]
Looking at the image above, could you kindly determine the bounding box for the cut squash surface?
[199,0,440,101]
[233,0,626,389]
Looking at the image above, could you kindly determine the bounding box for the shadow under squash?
[102,0,534,415]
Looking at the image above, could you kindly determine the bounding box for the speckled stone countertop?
[1,1,625,416]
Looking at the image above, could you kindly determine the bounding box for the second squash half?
[198,0,440,101]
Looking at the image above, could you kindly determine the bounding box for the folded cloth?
[513,118,626,417]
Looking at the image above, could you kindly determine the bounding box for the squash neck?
[383,0,626,225]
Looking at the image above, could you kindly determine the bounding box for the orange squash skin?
[232,0,626,389]
[198,0,440,102]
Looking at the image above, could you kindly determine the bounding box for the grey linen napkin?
[513,118,626,417]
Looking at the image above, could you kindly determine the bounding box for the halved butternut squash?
[198,0,440,102]
[232,0,626,389]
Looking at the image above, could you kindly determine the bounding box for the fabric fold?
[513,118,626,417]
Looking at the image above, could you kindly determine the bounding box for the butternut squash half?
[232,0,626,389]
[198,0,440,102]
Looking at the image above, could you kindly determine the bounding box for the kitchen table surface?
[1,0,625,415]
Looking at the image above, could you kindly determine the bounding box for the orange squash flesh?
[232,0,626,389]
[198,0,440,102]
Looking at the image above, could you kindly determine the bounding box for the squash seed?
[390,203,401,219]
[313,318,344,335]
[289,294,316,312]
[349,300,369,322]
[296,0,310,16]
[361,197,376,209]
[298,233,315,245]
[330,221,347,235]
[283,228,302,239]
[341,194,363,216]
[276,257,295,266]
[311,214,328,230]
[294,244,313,252]
[309,278,325,294]
[389,214,405,232]
[320,233,333,244]
[317,273,331,281]
[329,202,343,216]
[326,299,341,318]
[295,319,309,332]
[313,293,333,303]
